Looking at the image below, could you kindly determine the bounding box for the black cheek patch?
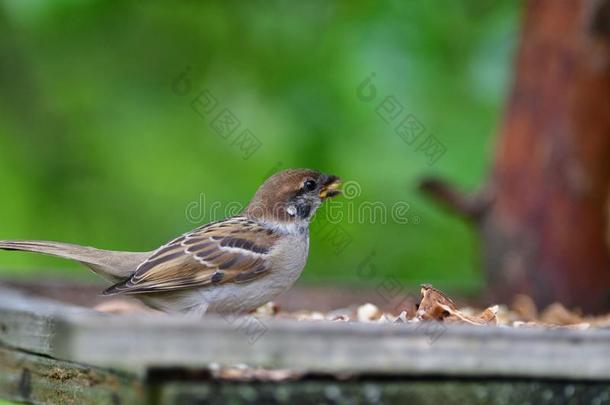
[297,202,312,218]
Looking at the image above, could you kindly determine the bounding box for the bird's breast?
[267,232,309,289]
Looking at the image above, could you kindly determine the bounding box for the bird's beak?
[319,175,341,200]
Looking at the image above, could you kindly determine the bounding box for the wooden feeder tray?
[1,281,610,404]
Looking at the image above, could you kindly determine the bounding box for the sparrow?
[0,169,341,316]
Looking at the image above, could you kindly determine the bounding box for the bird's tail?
[0,240,151,282]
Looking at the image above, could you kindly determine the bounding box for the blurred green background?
[0,0,520,296]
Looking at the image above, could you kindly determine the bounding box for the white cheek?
[286,205,297,216]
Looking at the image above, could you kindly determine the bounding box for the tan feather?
[103,216,280,295]
[0,240,151,281]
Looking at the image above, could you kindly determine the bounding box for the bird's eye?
[303,179,317,191]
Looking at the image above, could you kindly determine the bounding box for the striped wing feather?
[103,217,279,295]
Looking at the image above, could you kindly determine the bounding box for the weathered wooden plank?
[0,346,144,405]
[3,285,610,380]
[56,315,610,380]
[0,286,99,356]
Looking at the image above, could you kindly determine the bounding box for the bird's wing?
[103,216,280,295]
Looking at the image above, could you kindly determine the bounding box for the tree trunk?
[422,0,610,312]
[485,0,610,312]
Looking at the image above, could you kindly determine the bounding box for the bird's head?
[244,168,341,226]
